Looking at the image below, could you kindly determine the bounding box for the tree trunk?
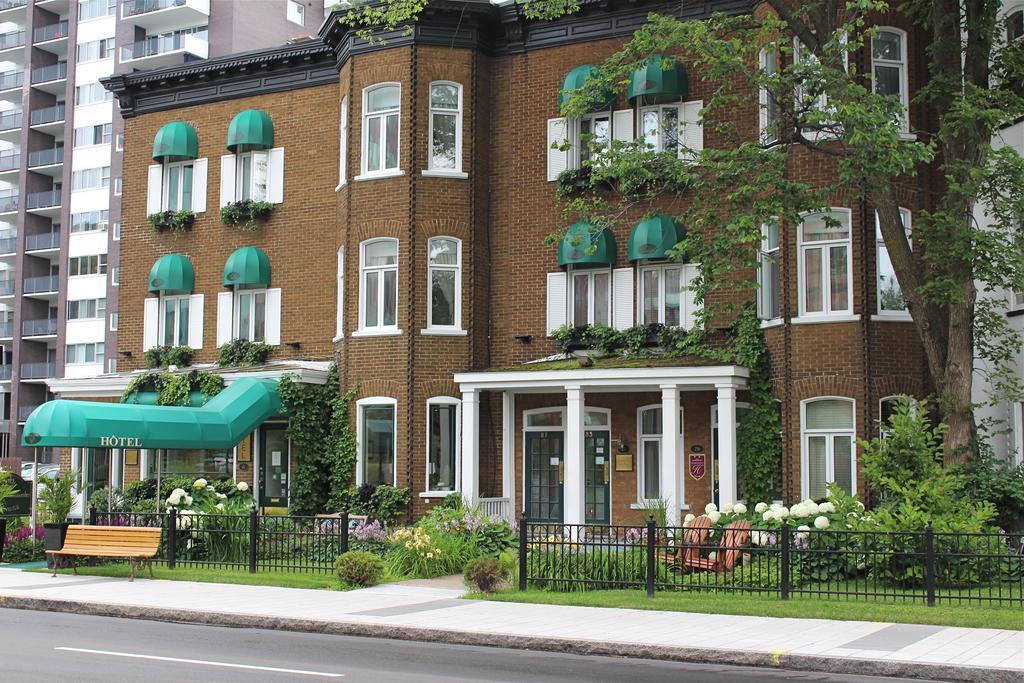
[936,300,980,466]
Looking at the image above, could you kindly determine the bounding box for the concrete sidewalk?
[0,567,1019,682]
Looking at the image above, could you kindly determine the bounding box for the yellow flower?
[426,552,434,559]
[405,542,412,549]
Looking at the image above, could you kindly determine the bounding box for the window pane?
[766,221,780,250]
[239,154,252,201]
[430,84,458,109]
[428,404,457,491]
[166,166,180,211]
[572,274,589,326]
[364,272,379,327]
[642,110,659,148]
[181,165,193,211]
[365,240,397,266]
[872,31,902,61]
[801,212,849,242]
[878,244,905,311]
[385,114,399,170]
[807,435,828,499]
[761,254,780,319]
[368,86,399,112]
[431,269,455,327]
[806,399,854,429]
[177,298,189,346]
[829,245,849,311]
[833,435,853,494]
[642,440,660,499]
[252,153,268,201]
[662,106,679,154]
[237,293,251,340]
[526,410,562,428]
[253,292,266,342]
[163,298,175,346]
[367,117,381,172]
[383,269,397,326]
[641,407,662,435]
[431,113,457,169]
[363,405,395,486]
[664,267,681,326]
[642,269,659,323]
[593,272,610,326]
[874,64,901,97]
[804,247,823,313]
[428,238,457,265]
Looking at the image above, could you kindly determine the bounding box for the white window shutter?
[191,157,208,213]
[142,297,159,350]
[612,267,634,330]
[146,164,162,215]
[265,288,282,345]
[546,271,568,335]
[546,118,569,182]
[187,294,204,349]
[216,291,233,347]
[681,101,704,158]
[681,264,701,329]
[335,247,344,338]
[612,109,634,143]
[219,155,237,207]
[267,147,285,204]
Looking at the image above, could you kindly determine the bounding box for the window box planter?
[555,167,614,198]
[144,345,194,369]
[220,200,274,231]
[148,210,196,234]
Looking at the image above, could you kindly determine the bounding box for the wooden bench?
[48,525,162,581]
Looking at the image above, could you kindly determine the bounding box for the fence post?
[780,522,790,600]
[166,508,177,570]
[248,506,258,574]
[645,518,656,599]
[0,517,6,563]
[924,523,936,607]
[89,506,97,526]
[518,514,527,592]
[340,511,349,555]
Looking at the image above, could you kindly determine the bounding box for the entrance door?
[259,424,289,507]
[584,430,611,524]
[525,430,563,523]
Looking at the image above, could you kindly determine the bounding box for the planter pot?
[43,522,70,569]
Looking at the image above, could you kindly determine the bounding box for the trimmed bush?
[464,556,506,593]
[336,550,386,587]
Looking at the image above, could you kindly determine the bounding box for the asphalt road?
[0,610,921,682]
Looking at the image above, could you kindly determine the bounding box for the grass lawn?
[478,589,1024,630]
[38,564,342,590]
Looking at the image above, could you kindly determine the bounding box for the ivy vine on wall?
[121,369,224,406]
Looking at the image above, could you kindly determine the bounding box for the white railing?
[478,497,514,522]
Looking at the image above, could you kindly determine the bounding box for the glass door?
[525,430,564,523]
[584,430,610,524]
[259,424,289,507]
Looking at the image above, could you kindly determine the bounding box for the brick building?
[21,0,983,525]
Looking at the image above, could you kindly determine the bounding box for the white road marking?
[54,647,344,678]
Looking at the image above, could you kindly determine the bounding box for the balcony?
[24,231,59,251]
[27,147,63,174]
[0,70,23,92]
[0,29,25,52]
[0,279,13,296]
[122,0,210,33]
[19,405,41,421]
[120,33,208,70]
[0,190,17,213]
[0,365,10,380]
[33,21,68,44]
[0,320,11,337]
[29,103,64,136]
[23,274,58,294]
[26,188,61,213]
[0,151,20,173]
[0,236,14,254]
[19,362,54,380]
[22,318,56,336]
[0,109,21,132]
[29,63,66,95]
[0,0,26,14]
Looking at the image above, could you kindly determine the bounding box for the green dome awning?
[627,54,688,103]
[559,65,615,113]
[628,214,686,261]
[558,222,616,268]
[223,246,271,287]
[227,109,274,152]
[148,253,195,294]
[152,121,198,161]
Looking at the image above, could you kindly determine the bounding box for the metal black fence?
[519,520,1024,606]
[92,509,350,574]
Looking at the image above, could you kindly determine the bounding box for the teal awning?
[559,65,615,113]
[628,214,686,261]
[223,246,271,287]
[148,253,195,294]
[21,378,281,450]
[152,121,198,161]
[627,55,688,102]
[558,222,616,268]
[227,109,274,152]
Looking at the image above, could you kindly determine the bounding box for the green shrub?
[122,480,157,508]
[386,527,478,578]
[148,209,195,233]
[526,546,673,592]
[417,505,517,556]
[464,556,506,593]
[217,339,276,367]
[345,484,410,524]
[144,345,195,369]
[440,492,464,510]
[336,550,386,587]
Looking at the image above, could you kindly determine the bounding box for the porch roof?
[455,357,748,392]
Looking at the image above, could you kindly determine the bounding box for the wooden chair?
[661,514,713,566]
[48,525,163,581]
[683,519,752,573]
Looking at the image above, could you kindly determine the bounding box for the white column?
[460,389,480,505]
[563,385,585,527]
[717,384,738,508]
[660,385,681,526]
[501,391,515,514]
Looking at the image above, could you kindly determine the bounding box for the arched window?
[871,28,909,132]
[359,238,399,333]
[798,209,852,318]
[801,397,856,499]
[362,84,400,176]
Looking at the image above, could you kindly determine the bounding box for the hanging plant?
[122,369,224,406]
[148,210,196,234]
[217,339,276,367]
[220,200,274,231]
[144,345,194,369]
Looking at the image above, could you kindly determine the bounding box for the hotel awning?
[224,246,271,287]
[21,377,281,450]
[627,54,688,103]
[152,121,198,162]
[557,222,616,268]
[148,253,195,293]
[558,65,615,113]
[628,214,686,261]
[227,109,274,152]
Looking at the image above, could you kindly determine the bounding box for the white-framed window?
[1013,290,1024,312]
[70,210,108,233]
[798,209,852,317]
[75,83,113,105]
[338,96,348,187]
[426,397,459,493]
[107,358,117,373]
[160,295,191,347]
[573,111,611,167]
[793,36,847,130]
[1007,6,1024,41]
[115,133,124,152]
[801,397,856,499]
[871,28,909,132]
[162,160,194,211]
[233,288,267,342]
[66,342,104,365]
[758,48,779,145]
[428,82,462,172]
[114,177,122,196]
[875,207,911,315]
[76,38,114,63]
[357,397,397,486]
[361,83,400,176]
[67,298,105,320]
[758,221,781,321]
[109,311,117,331]
[879,395,917,436]
[640,103,680,155]
[639,263,700,328]
[286,0,304,25]
[569,268,611,327]
[68,254,106,276]
[111,267,119,285]
[78,0,115,22]
[235,151,268,202]
[71,166,111,190]
[359,238,399,332]
[636,405,684,503]
[112,222,120,240]
[427,237,461,330]
[335,246,344,339]
[73,123,111,147]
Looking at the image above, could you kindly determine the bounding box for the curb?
[0,595,1010,683]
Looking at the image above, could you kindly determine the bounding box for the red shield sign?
[688,453,706,480]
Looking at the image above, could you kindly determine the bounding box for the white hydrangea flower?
[183,495,193,506]
[755,502,768,514]
[733,503,747,515]
[216,492,227,500]
[790,503,806,518]
[214,503,225,511]
[818,502,835,513]
[683,513,696,524]
[206,485,216,492]
[807,502,821,516]
[171,487,186,497]
[707,551,717,562]
[797,524,810,532]
[166,492,182,506]
[762,511,774,522]
[814,516,830,530]
[704,502,718,514]
[770,502,783,510]
[751,531,763,547]
[708,511,722,523]
[775,507,790,519]
[722,502,734,514]
[193,478,208,489]
[236,481,249,492]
